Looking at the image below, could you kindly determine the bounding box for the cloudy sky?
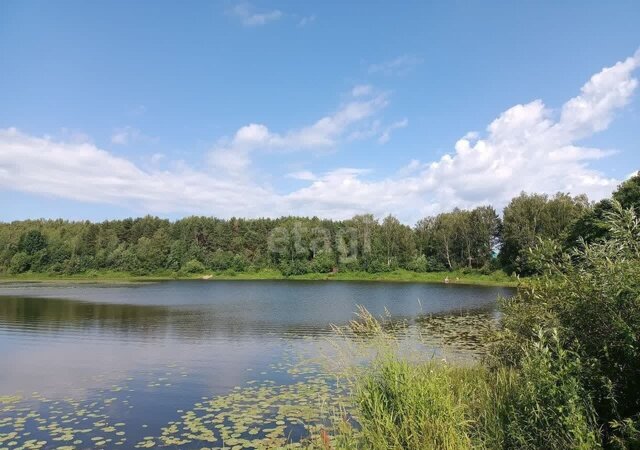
[1,1,639,223]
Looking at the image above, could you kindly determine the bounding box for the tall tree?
[501,192,587,274]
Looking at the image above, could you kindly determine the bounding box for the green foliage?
[9,251,30,274]
[182,258,206,274]
[231,253,248,272]
[208,249,234,271]
[328,191,640,450]
[406,254,428,272]
[5,183,635,279]
[565,199,614,246]
[497,330,601,450]
[331,328,600,450]
[18,229,47,255]
[29,249,50,272]
[279,259,310,276]
[565,173,640,248]
[490,201,640,447]
[612,171,640,213]
[0,201,506,276]
[500,192,588,274]
[310,250,335,273]
[415,206,501,271]
[519,237,566,275]
[353,358,473,450]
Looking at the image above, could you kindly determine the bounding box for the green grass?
[312,316,601,450]
[329,358,599,450]
[0,268,518,287]
[289,269,518,287]
[343,358,480,450]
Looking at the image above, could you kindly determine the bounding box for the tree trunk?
[444,238,453,270]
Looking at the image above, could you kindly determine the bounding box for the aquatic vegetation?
[0,352,356,450]
[0,289,502,449]
[416,310,498,358]
[148,363,352,449]
[0,387,132,450]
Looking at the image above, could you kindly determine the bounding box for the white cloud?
[1,50,638,222]
[351,84,373,97]
[208,89,389,173]
[111,126,155,145]
[287,170,317,181]
[368,54,423,76]
[0,127,278,216]
[150,153,165,165]
[285,51,640,220]
[378,118,408,144]
[347,119,381,142]
[297,15,316,27]
[208,146,252,176]
[230,2,282,26]
[56,129,93,145]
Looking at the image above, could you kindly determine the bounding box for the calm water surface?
[0,280,513,449]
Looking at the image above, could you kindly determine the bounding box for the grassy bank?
[0,268,518,287]
[310,203,640,450]
[288,269,517,287]
[318,346,600,450]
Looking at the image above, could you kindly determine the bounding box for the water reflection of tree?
[0,296,339,340]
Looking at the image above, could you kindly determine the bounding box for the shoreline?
[0,269,519,288]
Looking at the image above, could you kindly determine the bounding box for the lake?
[0,280,513,449]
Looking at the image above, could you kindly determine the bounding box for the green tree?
[492,201,640,445]
[613,171,640,212]
[430,212,460,270]
[9,252,30,274]
[377,215,415,268]
[500,192,587,275]
[18,229,47,255]
[566,172,640,246]
[135,229,170,272]
[470,206,501,268]
[182,259,206,274]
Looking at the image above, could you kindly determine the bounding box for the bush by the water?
[491,201,640,447]
[321,201,640,450]
[327,333,600,450]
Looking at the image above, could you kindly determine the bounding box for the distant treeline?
[2,173,638,277]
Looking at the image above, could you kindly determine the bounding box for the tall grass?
[310,203,640,449]
[314,312,602,450]
[352,358,473,450]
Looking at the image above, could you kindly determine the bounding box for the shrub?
[63,254,93,274]
[490,201,640,446]
[231,254,248,272]
[311,251,335,273]
[9,251,30,274]
[363,259,392,273]
[425,256,448,272]
[29,249,50,272]
[325,203,639,450]
[334,331,601,450]
[279,259,310,276]
[497,330,600,449]
[182,259,206,274]
[406,254,428,272]
[209,249,234,271]
[18,229,47,255]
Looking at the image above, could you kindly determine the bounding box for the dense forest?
[2,173,638,277]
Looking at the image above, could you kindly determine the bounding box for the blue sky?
[1,1,639,223]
